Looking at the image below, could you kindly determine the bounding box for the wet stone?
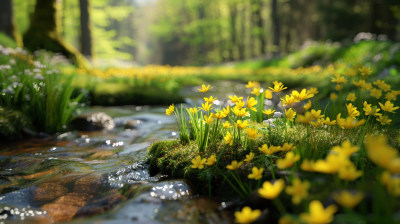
[73,173,102,194]
[41,193,92,222]
[89,150,115,159]
[75,189,125,217]
[34,183,68,202]
[71,112,115,131]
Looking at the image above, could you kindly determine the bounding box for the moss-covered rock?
[0,107,31,140]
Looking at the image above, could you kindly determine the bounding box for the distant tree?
[23,0,89,68]
[0,0,22,46]
[79,0,92,59]
[271,0,280,57]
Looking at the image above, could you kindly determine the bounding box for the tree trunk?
[79,0,92,59]
[252,0,266,55]
[0,0,22,46]
[271,0,280,57]
[229,4,237,61]
[23,0,89,68]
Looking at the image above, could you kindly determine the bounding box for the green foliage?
[0,47,85,136]
[0,32,18,48]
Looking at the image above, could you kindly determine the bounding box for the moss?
[0,107,31,140]
[146,120,388,198]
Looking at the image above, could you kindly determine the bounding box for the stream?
[0,81,249,224]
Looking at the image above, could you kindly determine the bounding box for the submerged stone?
[71,112,115,131]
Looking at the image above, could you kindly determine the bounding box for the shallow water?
[0,105,232,223]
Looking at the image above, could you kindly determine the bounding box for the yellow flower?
[199,102,213,111]
[330,93,338,101]
[379,100,399,113]
[245,128,261,141]
[229,95,243,103]
[258,179,285,199]
[204,115,214,124]
[337,116,365,129]
[235,120,249,129]
[197,84,211,93]
[263,109,275,116]
[365,135,400,173]
[296,112,313,124]
[244,152,255,163]
[300,159,315,172]
[191,156,206,169]
[353,79,365,87]
[359,66,372,78]
[310,119,324,128]
[308,87,319,95]
[227,160,243,170]
[335,84,343,91]
[304,100,312,110]
[331,75,347,84]
[248,167,264,180]
[224,132,234,146]
[281,142,296,151]
[381,172,400,196]
[292,89,314,101]
[279,216,299,224]
[245,81,260,89]
[277,152,300,169]
[300,200,337,224]
[259,144,278,155]
[363,101,381,117]
[235,100,245,109]
[205,154,217,166]
[338,162,363,181]
[165,104,175,115]
[377,115,392,125]
[251,87,261,96]
[331,140,358,157]
[323,117,336,126]
[373,79,391,92]
[311,109,324,120]
[281,94,299,107]
[223,121,232,129]
[269,81,287,93]
[285,178,310,204]
[346,103,360,119]
[222,106,230,116]
[385,91,398,101]
[246,97,258,112]
[285,108,297,121]
[333,191,364,209]
[234,206,261,224]
[213,111,227,119]
[346,92,357,102]
[313,153,349,174]
[189,107,198,114]
[361,82,373,90]
[265,90,273,99]
[204,96,217,104]
[232,107,248,117]
[370,88,382,99]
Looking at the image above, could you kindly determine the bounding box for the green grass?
[0,45,85,137]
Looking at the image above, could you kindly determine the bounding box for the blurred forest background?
[1,0,400,66]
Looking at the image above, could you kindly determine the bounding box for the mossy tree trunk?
[23,0,89,68]
[0,0,23,46]
[79,0,92,60]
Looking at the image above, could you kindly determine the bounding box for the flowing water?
[0,81,250,224]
